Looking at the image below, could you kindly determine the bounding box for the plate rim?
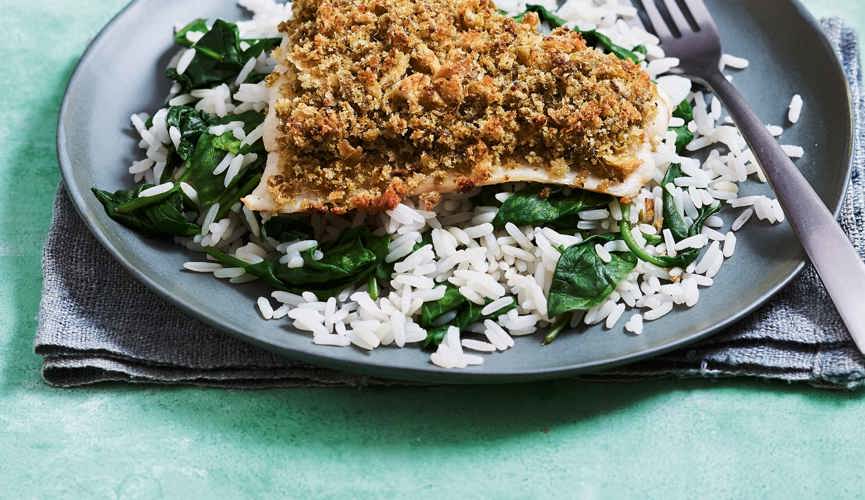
[56,0,854,384]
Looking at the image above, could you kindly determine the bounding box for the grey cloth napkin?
[36,19,865,389]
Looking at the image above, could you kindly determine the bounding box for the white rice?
[481,297,514,316]
[788,94,803,124]
[731,208,754,232]
[272,291,304,305]
[242,123,265,146]
[169,94,196,106]
[644,301,673,321]
[461,339,497,352]
[595,244,612,263]
[129,158,155,175]
[179,182,199,204]
[257,297,275,319]
[579,209,610,221]
[723,231,737,258]
[624,313,643,335]
[235,57,258,86]
[674,234,708,251]
[176,48,196,75]
[781,145,805,158]
[223,154,246,186]
[766,124,783,137]
[719,53,749,71]
[214,267,246,279]
[483,320,514,351]
[186,31,205,44]
[138,182,174,198]
[200,203,220,236]
[183,261,223,273]
[605,303,626,329]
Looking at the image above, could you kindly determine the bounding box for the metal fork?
[634,0,865,354]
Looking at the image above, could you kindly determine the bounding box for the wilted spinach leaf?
[262,215,314,243]
[492,187,611,228]
[178,133,236,210]
[422,326,451,350]
[661,163,721,249]
[661,164,691,240]
[673,98,694,122]
[542,314,570,344]
[92,185,199,237]
[212,109,267,134]
[173,110,266,218]
[454,298,516,330]
[205,248,289,290]
[174,19,210,47]
[94,104,267,239]
[211,132,244,155]
[166,106,210,160]
[421,296,517,349]
[419,285,467,327]
[206,227,390,298]
[167,19,281,91]
[669,100,695,153]
[547,234,637,318]
[275,229,384,287]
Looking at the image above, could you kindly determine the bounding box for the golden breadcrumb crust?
[266,0,657,212]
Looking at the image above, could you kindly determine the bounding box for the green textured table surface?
[2,1,865,498]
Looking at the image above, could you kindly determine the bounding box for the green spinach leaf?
[166,106,210,160]
[419,285,467,327]
[205,248,289,290]
[547,234,637,317]
[669,100,694,153]
[543,314,570,344]
[174,19,210,47]
[261,215,314,242]
[274,230,382,287]
[673,98,694,122]
[660,164,691,240]
[661,163,720,241]
[206,227,390,298]
[92,185,200,237]
[178,133,236,211]
[642,232,663,245]
[212,109,267,134]
[493,187,611,228]
[174,110,266,217]
[422,296,517,349]
[454,298,516,330]
[422,326,450,349]
[167,19,281,91]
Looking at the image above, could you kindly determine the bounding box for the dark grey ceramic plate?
[58,0,852,383]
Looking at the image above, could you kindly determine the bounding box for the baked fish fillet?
[243,0,670,214]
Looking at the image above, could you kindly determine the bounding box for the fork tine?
[681,0,718,31]
[636,0,673,40]
[661,0,693,33]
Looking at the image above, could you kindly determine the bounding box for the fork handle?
[703,71,865,353]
